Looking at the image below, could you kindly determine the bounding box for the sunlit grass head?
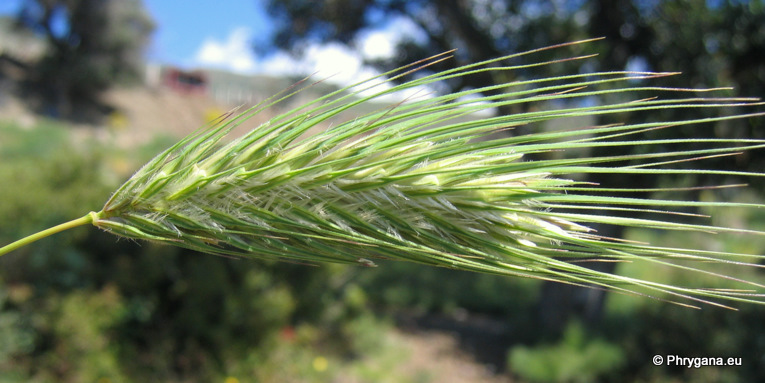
[2,39,764,309]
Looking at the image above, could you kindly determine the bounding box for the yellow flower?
[312,356,328,372]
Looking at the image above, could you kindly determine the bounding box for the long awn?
[2,40,765,308]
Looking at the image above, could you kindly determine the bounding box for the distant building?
[161,67,208,94]
[145,63,346,108]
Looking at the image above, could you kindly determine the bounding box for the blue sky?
[1,0,273,68]
[143,0,273,67]
[0,0,420,85]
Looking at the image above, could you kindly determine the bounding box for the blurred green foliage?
[508,321,626,382]
[355,261,541,317]
[262,1,765,353]
[0,120,394,382]
[6,0,765,379]
[2,116,765,382]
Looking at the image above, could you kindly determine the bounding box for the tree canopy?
[263,0,765,327]
[263,0,765,193]
[265,0,764,97]
[15,0,155,118]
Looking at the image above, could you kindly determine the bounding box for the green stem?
[0,211,101,257]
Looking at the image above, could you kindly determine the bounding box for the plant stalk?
[0,211,100,257]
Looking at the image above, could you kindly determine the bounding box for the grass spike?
[1,42,765,308]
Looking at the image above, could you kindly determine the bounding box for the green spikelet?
[3,40,765,308]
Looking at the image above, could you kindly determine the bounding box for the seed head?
[86,40,765,308]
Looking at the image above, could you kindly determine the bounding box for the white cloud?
[292,43,434,102]
[192,22,434,102]
[361,31,395,60]
[254,41,381,87]
[360,16,427,61]
[194,27,258,73]
[256,51,304,76]
[192,27,366,82]
[303,43,371,84]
